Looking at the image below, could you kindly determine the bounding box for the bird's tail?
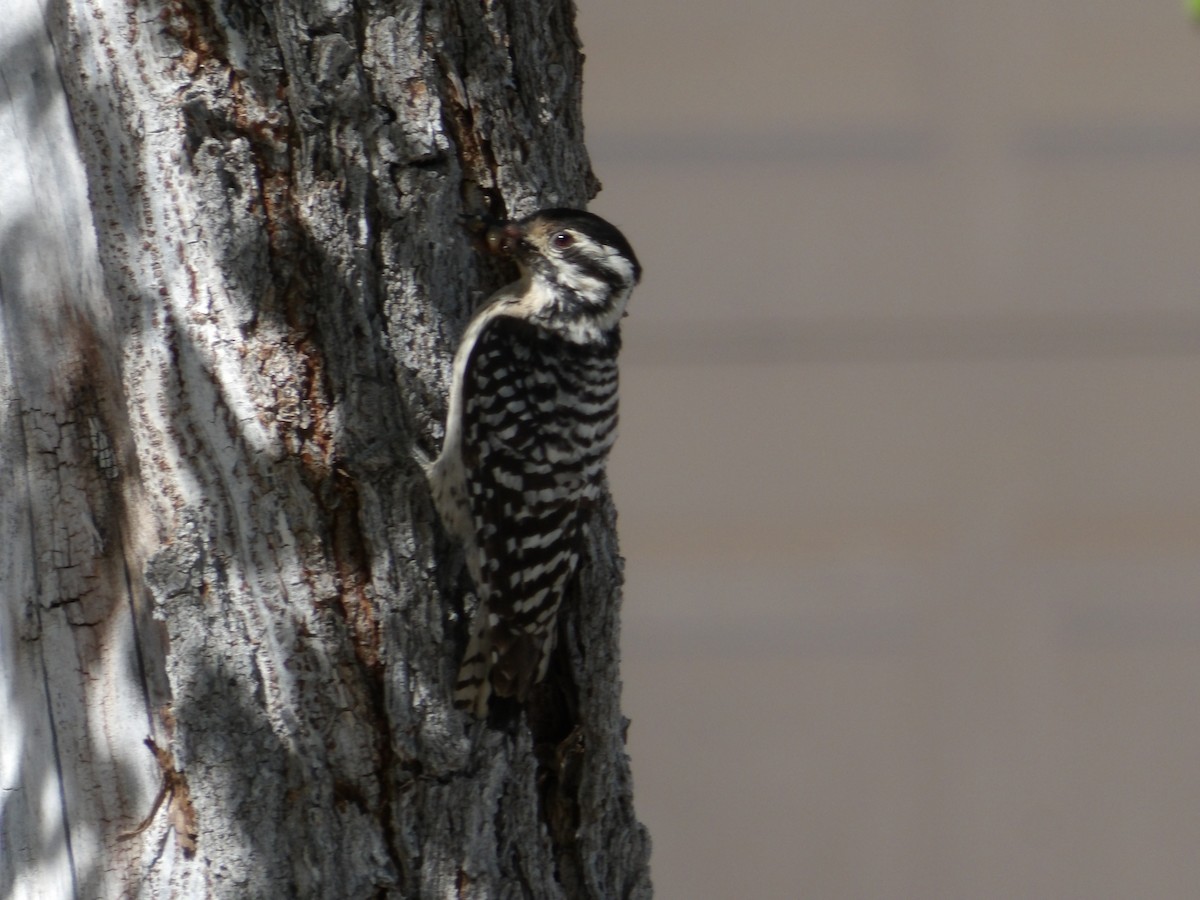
[453,599,560,717]
[453,600,493,717]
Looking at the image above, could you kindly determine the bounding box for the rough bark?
[0,0,651,897]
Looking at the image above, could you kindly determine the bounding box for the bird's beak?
[462,213,528,261]
[486,222,525,258]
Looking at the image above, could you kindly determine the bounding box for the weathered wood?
[0,0,650,896]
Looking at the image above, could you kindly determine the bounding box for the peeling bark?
[0,0,650,896]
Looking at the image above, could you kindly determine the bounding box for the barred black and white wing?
[452,313,619,714]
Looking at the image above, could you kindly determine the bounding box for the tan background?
[575,2,1200,897]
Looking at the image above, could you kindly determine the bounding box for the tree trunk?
[0,0,651,896]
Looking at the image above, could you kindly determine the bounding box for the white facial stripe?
[570,235,636,284]
[599,247,637,283]
[560,268,607,304]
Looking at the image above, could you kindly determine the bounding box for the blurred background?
[575,2,1200,897]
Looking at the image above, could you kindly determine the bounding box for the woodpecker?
[423,208,641,717]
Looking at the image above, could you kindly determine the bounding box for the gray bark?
[0,0,651,897]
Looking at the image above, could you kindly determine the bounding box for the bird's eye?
[552,231,575,249]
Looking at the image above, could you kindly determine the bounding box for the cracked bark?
[0,0,651,897]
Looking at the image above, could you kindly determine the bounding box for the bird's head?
[475,208,641,341]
